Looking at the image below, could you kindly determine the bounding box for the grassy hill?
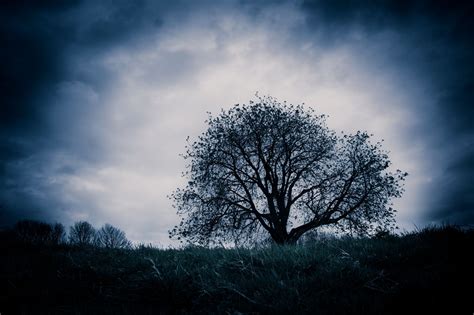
[1,226,473,314]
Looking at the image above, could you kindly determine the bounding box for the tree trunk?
[270,230,299,245]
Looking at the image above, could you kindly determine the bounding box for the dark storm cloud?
[1,1,68,224]
[1,0,473,235]
[301,0,474,123]
[0,0,168,225]
[1,1,71,131]
[0,0,238,229]
[1,0,200,127]
[0,0,160,131]
[298,0,474,224]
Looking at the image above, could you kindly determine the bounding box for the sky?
[1,0,473,245]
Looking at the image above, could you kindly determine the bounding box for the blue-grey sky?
[1,0,473,245]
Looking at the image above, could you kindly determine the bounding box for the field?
[1,226,473,314]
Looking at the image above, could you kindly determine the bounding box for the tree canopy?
[69,221,96,246]
[15,220,65,246]
[170,96,407,245]
[96,224,131,249]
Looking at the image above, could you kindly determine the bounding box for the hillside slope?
[1,226,473,314]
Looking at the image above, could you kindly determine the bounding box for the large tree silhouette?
[170,96,407,245]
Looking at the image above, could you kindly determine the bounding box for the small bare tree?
[69,221,96,246]
[96,224,131,249]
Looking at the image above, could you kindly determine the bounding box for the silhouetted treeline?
[14,220,66,246]
[9,219,131,249]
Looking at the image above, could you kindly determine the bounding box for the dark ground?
[1,226,473,314]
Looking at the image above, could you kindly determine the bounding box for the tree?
[69,221,96,246]
[170,96,407,245]
[96,224,131,249]
[15,220,51,245]
[51,223,66,245]
[14,220,65,245]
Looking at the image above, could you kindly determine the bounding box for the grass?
[1,225,473,314]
